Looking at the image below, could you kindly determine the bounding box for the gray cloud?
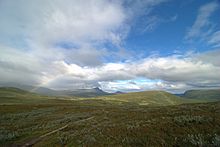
[0,0,219,92]
[0,0,170,67]
[41,50,220,91]
[1,44,220,92]
[0,0,127,46]
[0,0,129,68]
[63,47,107,67]
[0,46,45,85]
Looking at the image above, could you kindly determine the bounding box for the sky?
[0,0,220,93]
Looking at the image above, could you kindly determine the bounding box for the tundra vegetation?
[0,87,220,146]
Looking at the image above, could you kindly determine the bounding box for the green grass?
[0,87,220,146]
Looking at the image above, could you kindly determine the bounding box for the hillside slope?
[0,87,202,106]
[0,83,110,97]
[0,87,56,104]
[95,90,196,106]
[183,89,220,101]
[60,87,111,97]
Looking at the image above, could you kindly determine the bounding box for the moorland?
[0,87,220,146]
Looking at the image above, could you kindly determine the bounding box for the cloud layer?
[0,0,219,93]
[1,44,220,92]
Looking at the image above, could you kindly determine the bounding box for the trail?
[21,116,94,147]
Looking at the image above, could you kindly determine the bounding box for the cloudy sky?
[0,0,220,93]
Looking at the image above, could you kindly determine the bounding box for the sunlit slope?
[0,87,114,106]
[96,91,198,106]
[0,87,201,106]
[183,89,220,101]
[0,87,53,104]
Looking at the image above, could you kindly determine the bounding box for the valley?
[0,87,220,146]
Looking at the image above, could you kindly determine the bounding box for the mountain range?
[0,85,220,106]
[0,83,112,97]
[0,83,220,104]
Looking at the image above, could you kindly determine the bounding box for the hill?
[0,83,111,97]
[113,91,125,94]
[0,87,199,106]
[183,89,220,101]
[0,87,32,95]
[95,90,197,106]
[0,87,60,104]
[60,87,111,97]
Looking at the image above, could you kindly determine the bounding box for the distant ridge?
[114,91,124,94]
[182,89,220,101]
[97,90,194,106]
[0,83,111,97]
[59,87,112,97]
[0,87,31,94]
[0,87,204,106]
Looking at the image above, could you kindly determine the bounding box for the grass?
[0,87,220,146]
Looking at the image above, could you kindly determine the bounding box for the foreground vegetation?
[0,87,220,146]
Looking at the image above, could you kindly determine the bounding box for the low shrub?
[173,115,213,126]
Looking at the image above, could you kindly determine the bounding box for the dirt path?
[21,116,95,147]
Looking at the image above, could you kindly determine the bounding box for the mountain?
[0,83,111,97]
[0,87,201,106]
[0,87,48,104]
[182,89,220,101]
[0,83,59,96]
[0,87,32,95]
[59,87,111,97]
[96,90,196,106]
[114,91,124,94]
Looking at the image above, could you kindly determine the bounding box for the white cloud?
[208,30,220,47]
[185,1,219,40]
[0,0,219,93]
[142,16,161,32]
[0,0,127,47]
[1,43,220,92]
[41,50,220,91]
[0,45,46,85]
[0,0,129,68]
[0,0,171,67]
[134,55,219,82]
[139,13,178,33]
[99,81,141,92]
